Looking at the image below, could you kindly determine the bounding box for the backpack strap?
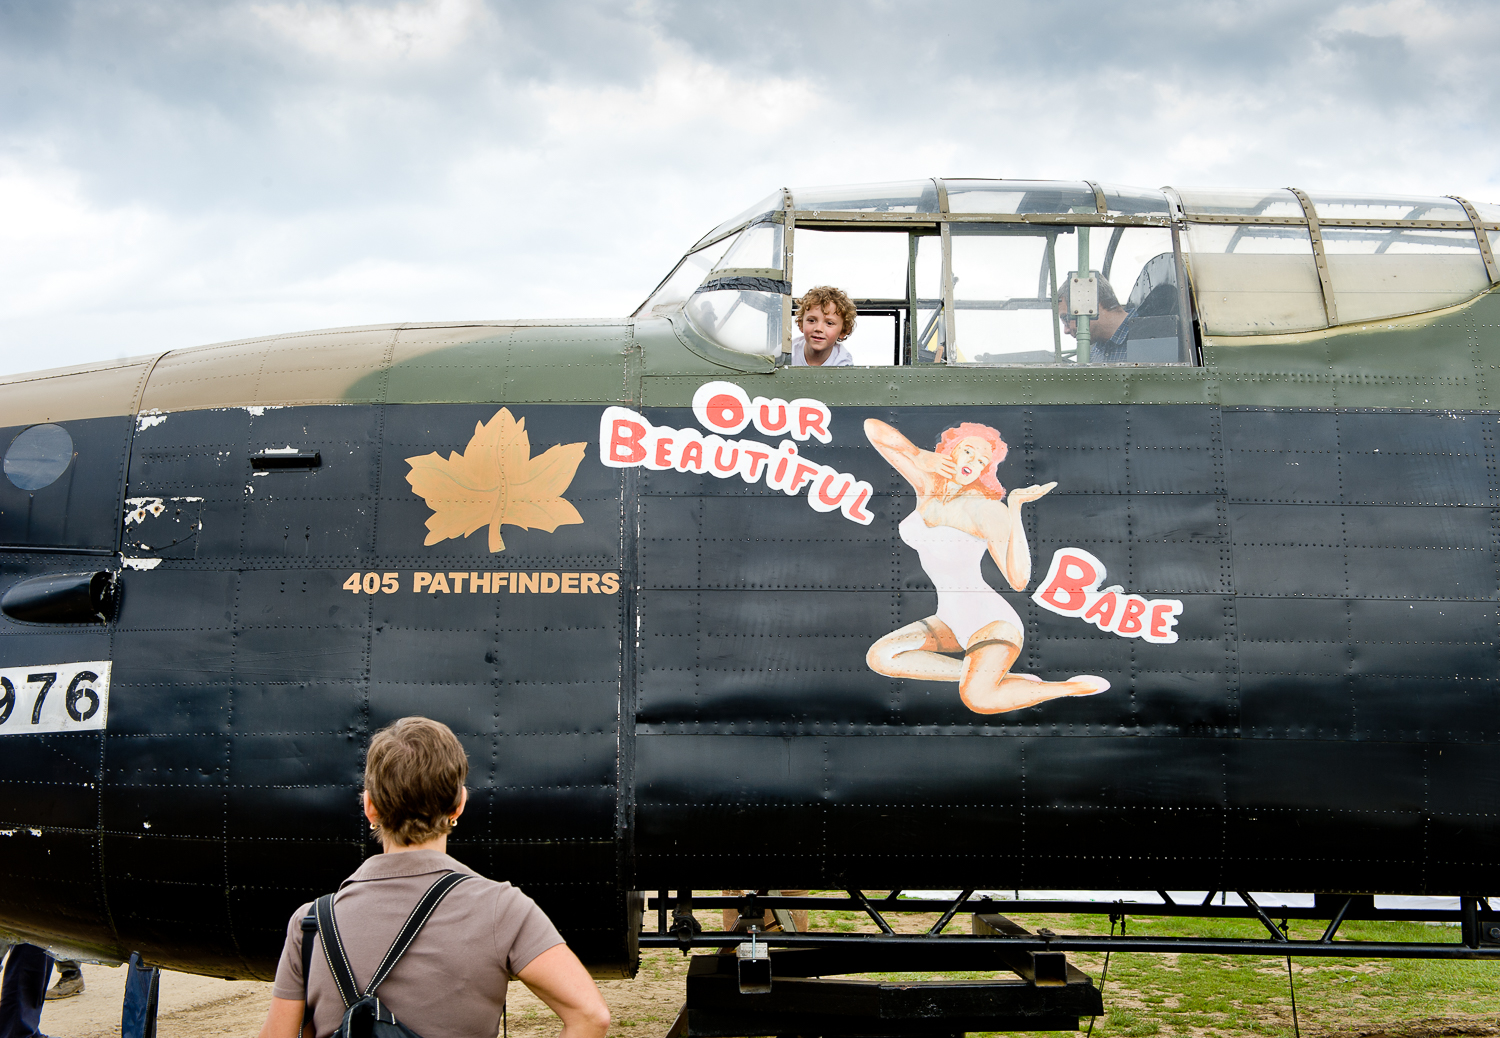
[366,873,471,996]
[314,872,472,1009]
[315,893,362,1011]
[300,906,318,1038]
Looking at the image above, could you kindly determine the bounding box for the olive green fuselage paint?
[334,290,1497,412]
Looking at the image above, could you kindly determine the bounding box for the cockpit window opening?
[689,217,1191,367]
[947,223,1187,366]
[791,227,926,365]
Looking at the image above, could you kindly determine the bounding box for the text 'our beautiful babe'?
[598,382,874,525]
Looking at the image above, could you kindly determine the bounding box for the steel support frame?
[643,931,1500,962]
[666,902,1103,1037]
[645,892,1500,961]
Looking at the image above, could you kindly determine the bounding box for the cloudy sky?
[1,0,1497,375]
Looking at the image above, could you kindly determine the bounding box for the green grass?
[807,906,869,933]
[779,900,1500,1036]
[1063,913,1500,1036]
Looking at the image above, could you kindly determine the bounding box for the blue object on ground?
[0,943,54,1038]
[121,953,160,1038]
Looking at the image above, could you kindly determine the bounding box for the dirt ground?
[31,962,272,1038]
[32,956,1500,1038]
[20,904,1500,1038]
[27,955,692,1038]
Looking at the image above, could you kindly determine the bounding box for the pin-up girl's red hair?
[935,423,1007,499]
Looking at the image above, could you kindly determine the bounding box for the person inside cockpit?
[791,286,857,366]
[1057,274,1133,363]
[1057,272,1181,364]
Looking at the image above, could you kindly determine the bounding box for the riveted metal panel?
[14,289,1500,974]
[0,416,131,551]
[0,355,157,425]
[5,400,636,975]
[630,391,1499,895]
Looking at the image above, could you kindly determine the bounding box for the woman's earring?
[448,817,458,830]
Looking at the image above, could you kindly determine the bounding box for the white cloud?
[0,0,1496,375]
[249,0,487,66]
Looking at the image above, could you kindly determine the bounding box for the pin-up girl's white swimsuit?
[900,509,1024,647]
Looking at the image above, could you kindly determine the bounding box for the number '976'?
[0,662,112,735]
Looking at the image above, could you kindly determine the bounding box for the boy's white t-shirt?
[791,334,854,367]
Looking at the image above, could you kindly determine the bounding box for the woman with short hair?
[258,717,609,1038]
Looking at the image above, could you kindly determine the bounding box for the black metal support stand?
[663,913,1101,1037]
[646,890,1500,1037]
[645,892,1500,959]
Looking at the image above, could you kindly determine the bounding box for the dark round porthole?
[4,424,75,491]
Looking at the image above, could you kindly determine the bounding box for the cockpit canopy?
[637,180,1500,367]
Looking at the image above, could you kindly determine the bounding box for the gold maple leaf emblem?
[405,408,587,552]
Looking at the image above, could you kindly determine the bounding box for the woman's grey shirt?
[273,849,564,1038]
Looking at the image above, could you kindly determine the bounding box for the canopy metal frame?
[646,181,1500,362]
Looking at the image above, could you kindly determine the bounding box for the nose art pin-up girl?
[863,419,1110,714]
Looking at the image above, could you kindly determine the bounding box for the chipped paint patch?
[136,410,168,431]
[124,497,166,524]
[125,495,203,527]
[120,557,162,571]
[195,405,287,417]
[260,445,303,454]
